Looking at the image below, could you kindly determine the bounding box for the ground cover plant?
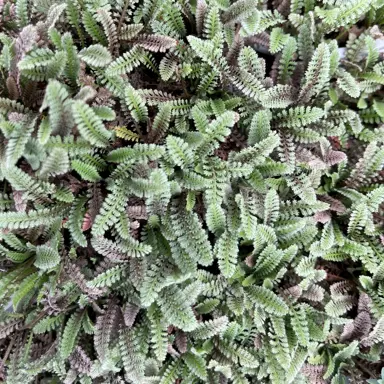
[1,0,384,382]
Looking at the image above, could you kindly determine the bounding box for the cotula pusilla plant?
[1,0,384,383]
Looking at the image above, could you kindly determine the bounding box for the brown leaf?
[82,212,92,231]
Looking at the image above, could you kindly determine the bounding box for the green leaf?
[183,352,207,380]
[0,206,67,230]
[60,311,85,358]
[39,148,70,178]
[246,286,289,316]
[12,272,40,309]
[5,119,35,167]
[215,230,238,278]
[148,304,168,362]
[79,44,112,67]
[373,99,384,118]
[337,69,360,98]
[34,245,60,270]
[72,100,112,147]
[125,85,148,123]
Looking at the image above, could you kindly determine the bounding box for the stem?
[354,359,377,379]
[117,0,130,38]
[134,121,144,142]
[335,27,349,43]
[22,310,48,330]
[91,302,105,314]
[325,273,347,281]
[181,78,191,98]
[3,336,15,363]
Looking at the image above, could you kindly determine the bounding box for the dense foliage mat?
[1,0,384,383]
